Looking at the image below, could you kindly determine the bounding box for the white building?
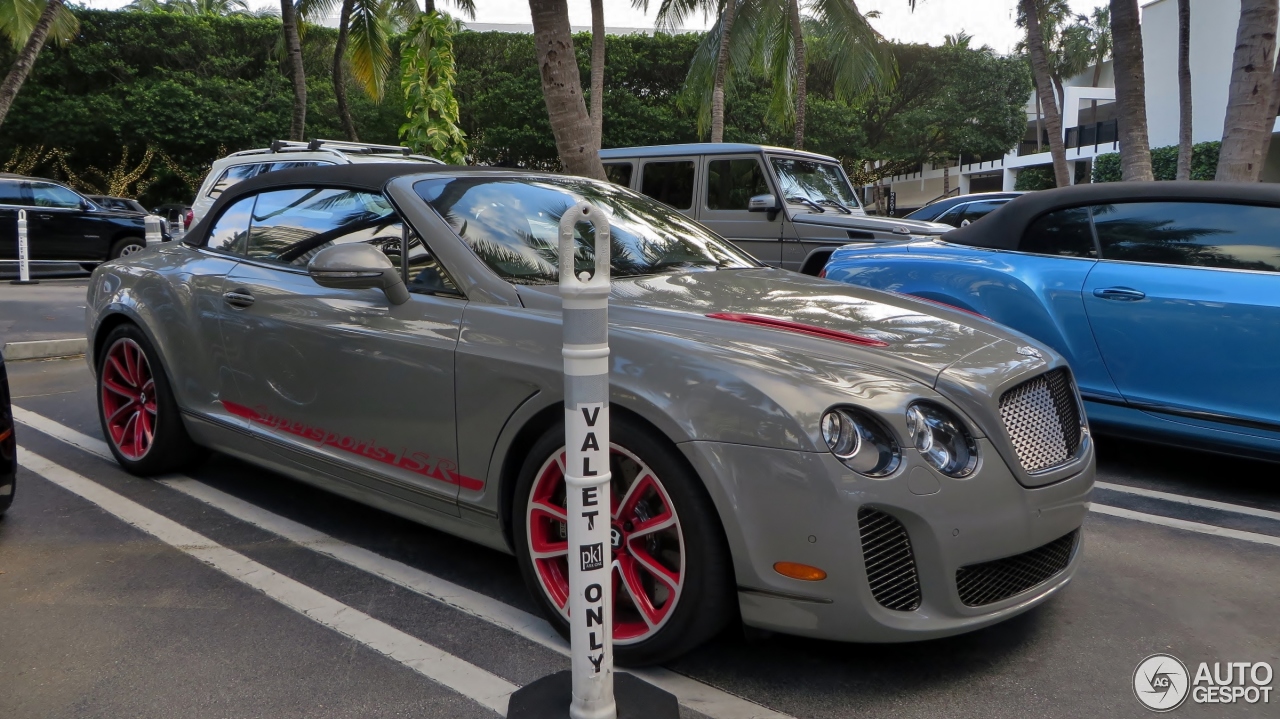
[866,0,1280,212]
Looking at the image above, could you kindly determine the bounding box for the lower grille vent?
[857,507,922,612]
[955,530,1079,607]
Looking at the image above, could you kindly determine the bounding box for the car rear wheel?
[96,324,205,474]
[110,237,146,260]
[514,415,734,666]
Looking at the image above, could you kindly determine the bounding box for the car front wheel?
[514,416,734,666]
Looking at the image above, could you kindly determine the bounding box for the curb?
[2,338,88,361]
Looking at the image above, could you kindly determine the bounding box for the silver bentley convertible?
[86,164,1095,664]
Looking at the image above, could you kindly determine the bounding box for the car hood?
[518,268,1033,387]
[790,212,953,236]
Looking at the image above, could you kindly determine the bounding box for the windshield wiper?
[815,199,852,214]
[785,196,825,213]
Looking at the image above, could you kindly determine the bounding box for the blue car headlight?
[905,402,978,477]
[820,408,901,477]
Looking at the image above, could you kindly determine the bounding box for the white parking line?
[12,406,794,719]
[1094,481,1280,523]
[1089,504,1280,548]
[14,446,517,716]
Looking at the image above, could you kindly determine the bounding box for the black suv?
[1,174,168,266]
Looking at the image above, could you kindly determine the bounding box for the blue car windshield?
[414,176,758,284]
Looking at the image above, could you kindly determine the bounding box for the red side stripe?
[705,312,890,348]
[220,400,484,491]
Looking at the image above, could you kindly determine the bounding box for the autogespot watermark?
[1133,654,1274,712]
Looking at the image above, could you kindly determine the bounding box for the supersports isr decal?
[220,400,483,491]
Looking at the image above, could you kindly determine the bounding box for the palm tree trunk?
[425,0,436,11]
[1253,61,1280,170]
[1035,89,1043,152]
[1089,63,1102,125]
[333,0,360,142]
[589,0,605,149]
[788,0,806,150]
[1020,0,1070,186]
[710,0,738,143]
[281,0,307,141]
[0,0,64,131]
[528,0,606,179]
[1110,0,1154,181]
[1216,0,1279,181]
[1176,0,1193,180]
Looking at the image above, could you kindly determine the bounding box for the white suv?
[190,140,442,224]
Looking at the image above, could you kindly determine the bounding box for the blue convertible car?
[823,182,1280,461]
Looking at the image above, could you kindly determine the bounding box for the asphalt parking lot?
[2,290,1278,719]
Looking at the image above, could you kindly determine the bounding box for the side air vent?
[955,530,1079,607]
[857,507,922,611]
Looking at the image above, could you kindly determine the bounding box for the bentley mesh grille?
[955,530,1078,607]
[857,507,921,612]
[999,368,1083,473]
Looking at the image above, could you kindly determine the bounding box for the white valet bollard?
[506,202,677,719]
[10,209,38,285]
[144,215,163,246]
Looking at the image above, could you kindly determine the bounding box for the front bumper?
[680,437,1093,642]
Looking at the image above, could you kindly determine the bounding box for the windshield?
[415,176,758,284]
[769,157,861,210]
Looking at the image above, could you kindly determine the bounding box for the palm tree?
[748,0,888,150]
[639,0,741,143]
[1018,0,1070,187]
[528,0,605,179]
[1216,0,1279,181]
[590,0,605,148]
[300,0,474,142]
[126,0,251,14]
[1176,0,1191,180]
[0,0,74,131]
[1109,0,1153,181]
[1083,7,1110,125]
[281,0,306,141]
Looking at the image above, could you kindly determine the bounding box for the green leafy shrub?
[1015,166,1056,191]
[1092,141,1221,182]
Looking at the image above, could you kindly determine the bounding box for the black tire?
[109,236,146,260]
[513,414,735,666]
[96,323,207,475]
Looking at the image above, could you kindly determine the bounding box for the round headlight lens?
[820,408,901,477]
[905,402,978,477]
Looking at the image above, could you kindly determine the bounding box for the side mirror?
[748,193,780,212]
[307,243,410,305]
[81,200,93,211]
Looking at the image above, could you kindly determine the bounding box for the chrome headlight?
[905,402,978,477]
[820,408,901,477]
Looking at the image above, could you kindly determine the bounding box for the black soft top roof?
[945,181,1280,250]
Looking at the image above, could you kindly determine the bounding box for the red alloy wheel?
[100,338,157,460]
[526,445,686,643]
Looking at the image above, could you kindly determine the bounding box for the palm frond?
[0,0,78,50]
[347,0,393,102]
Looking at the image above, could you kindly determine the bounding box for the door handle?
[1093,287,1146,301]
[38,214,54,220]
[223,290,255,308]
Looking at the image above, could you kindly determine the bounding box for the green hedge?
[1014,161,1088,190]
[1092,141,1221,182]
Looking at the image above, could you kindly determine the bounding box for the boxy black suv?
[1,173,168,267]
